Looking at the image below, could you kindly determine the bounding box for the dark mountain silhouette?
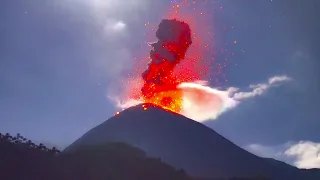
[0,132,191,180]
[66,103,320,179]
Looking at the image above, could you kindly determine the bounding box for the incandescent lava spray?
[141,19,192,112]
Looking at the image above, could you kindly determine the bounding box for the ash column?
[141,19,192,98]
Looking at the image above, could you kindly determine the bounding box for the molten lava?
[141,19,192,112]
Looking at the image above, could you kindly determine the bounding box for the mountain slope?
[0,133,190,180]
[65,104,319,179]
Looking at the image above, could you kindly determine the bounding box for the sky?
[1,0,320,168]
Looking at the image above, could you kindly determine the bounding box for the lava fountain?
[141,19,192,112]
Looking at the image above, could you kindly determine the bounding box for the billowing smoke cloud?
[177,82,238,122]
[285,141,320,169]
[111,75,291,122]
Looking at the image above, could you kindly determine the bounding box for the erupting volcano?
[141,19,192,112]
[112,1,237,122]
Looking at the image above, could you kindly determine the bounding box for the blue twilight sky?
[1,0,320,167]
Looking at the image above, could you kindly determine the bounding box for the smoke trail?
[111,75,290,122]
[112,80,238,122]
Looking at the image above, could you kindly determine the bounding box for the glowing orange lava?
[123,0,218,113]
[143,88,183,112]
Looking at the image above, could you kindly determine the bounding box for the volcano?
[65,104,320,179]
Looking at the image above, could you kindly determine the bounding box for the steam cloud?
[111,75,291,122]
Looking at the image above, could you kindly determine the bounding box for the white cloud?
[285,141,320,169]
[245,143,285,159]
[103,19,126,33]
[268,75,291,84]
[245,141,320,169]
[112,21,126,31]
[233,75,291,100]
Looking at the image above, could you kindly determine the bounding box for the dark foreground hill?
[66,103,320,180]
[0,133,190,180]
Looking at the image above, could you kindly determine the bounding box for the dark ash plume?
[141,19,192,98]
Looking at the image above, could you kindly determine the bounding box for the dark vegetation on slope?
[0,132,270,180]
[0,132,190,180]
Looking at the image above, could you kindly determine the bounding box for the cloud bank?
[245,141,320,169]
[285,141,320,169]
[111,75,291,122]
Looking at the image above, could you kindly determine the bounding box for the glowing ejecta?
[141,19,192,111]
